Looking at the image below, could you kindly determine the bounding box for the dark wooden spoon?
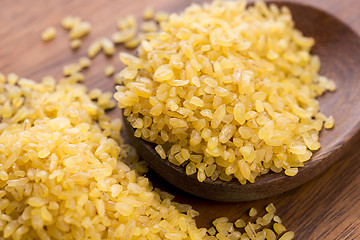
[124,1,360,202]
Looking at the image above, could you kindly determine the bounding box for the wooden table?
[0,0,359,239]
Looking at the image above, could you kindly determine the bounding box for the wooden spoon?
[124,1,360,202]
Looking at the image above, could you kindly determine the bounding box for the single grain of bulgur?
[41,26,56,41]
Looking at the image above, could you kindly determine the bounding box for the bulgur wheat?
[0,75,209,239]
[115,0,335,184]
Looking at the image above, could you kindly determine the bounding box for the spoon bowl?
[124,1,360,202]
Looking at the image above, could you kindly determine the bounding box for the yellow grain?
[143,6,154,20]
[87,40,102,58]
[69,21,91,39]
[0,75,211,239]
[70,39,82,49]
[79,57,91,68]
[101,37,115,56]
[41,27,56,41]
[104,65,115,77]
[112,28,136,44]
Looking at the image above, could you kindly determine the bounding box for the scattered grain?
[41,26,56,41]
[112,28,137,44]
[117,15,137,30]
[70,38,82,49]
[61,16,81,30]
[273,223,286,234]
[143,6,154,20]
[79,57,91,68]
[69,21,91,39]
[279,231,295,240]
[87,40,102,58]
[324,116,335,129]
[104,65,115,77]
[102,37,115,56]
[249,208,258,217]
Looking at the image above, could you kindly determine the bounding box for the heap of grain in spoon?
[115,0,335,184]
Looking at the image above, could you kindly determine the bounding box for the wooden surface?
[0,0,359,239]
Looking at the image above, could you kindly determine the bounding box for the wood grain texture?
[0,0,359,239]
